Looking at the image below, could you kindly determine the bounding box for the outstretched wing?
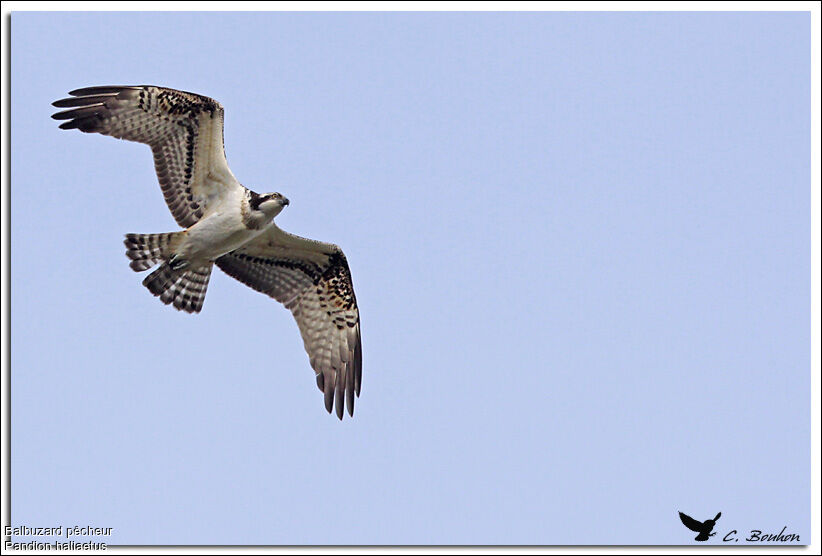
[52,85,239,227]
[679,512,704,532]
[215,225,362,419]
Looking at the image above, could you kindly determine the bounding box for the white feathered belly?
[180,211,267,262]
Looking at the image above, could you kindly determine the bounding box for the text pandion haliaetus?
[52,85,362,419]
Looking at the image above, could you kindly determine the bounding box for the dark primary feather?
[52,94,122,108]
[70,86,141,96]
[51,85,229,227]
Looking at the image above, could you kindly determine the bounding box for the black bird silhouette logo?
[679,511,722,541]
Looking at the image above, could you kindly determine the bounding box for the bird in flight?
[52,85,362,419]
[678,511,721,541]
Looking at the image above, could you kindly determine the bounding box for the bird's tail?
[124,231,213,313]
[142,261,214,314]
[124,232,184,271]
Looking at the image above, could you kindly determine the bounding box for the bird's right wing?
[678,512,704,532]
[215,224,361,420]
[52,85,240,228]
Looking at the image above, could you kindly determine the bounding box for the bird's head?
[249,191,289,218]
[245,190,290,230]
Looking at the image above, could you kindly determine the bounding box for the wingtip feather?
[346,361,355,418]
[52,94,119,109]
[324,377,334,414]
[334,370,345,420]
[51,104,105,120]
[57,120,82,130]
[68,85,140,97]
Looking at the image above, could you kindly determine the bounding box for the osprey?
[52,85,362,419]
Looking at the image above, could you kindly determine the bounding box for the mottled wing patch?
[216,244,361,419]
[52,85,234,227]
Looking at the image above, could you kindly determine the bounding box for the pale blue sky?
[11,11,810,545]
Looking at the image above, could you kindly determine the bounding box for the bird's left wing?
[52,85,239,227]
[215,224,362,419]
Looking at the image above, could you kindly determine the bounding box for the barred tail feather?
[124,232,183,271]
[142,262,213,314]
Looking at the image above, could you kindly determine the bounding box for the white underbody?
[175,177,272,264]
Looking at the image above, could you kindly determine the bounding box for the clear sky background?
[10,11,810,545]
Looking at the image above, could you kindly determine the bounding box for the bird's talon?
[168,254,189,270]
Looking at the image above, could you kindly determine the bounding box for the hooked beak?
[280,196,290,207]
